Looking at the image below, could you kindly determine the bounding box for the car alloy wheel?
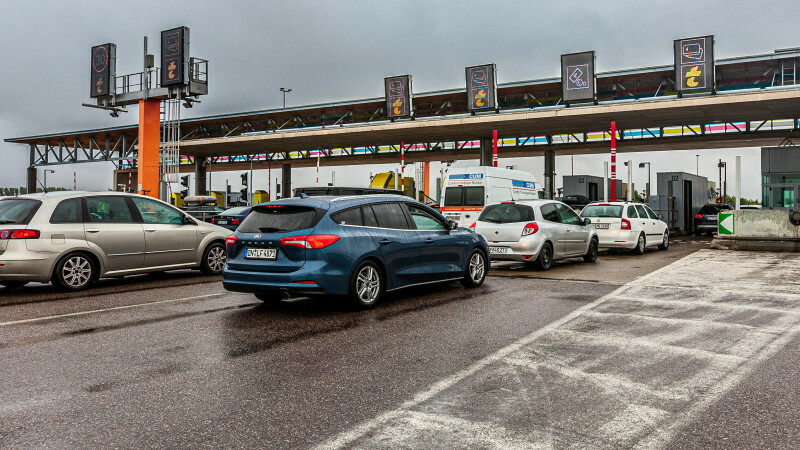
[659,232,669,250]
[635,234,646,255]
[60,254,92,289]
[584,238,598,263]
[533,243,553,271]
[355,264,381,306]
[201,242,227,275]
[461,249,487,288]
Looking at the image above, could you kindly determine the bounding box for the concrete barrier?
[711,209,800,252]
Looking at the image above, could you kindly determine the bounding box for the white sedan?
[579,202,669,254]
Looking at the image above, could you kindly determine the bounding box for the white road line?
[0,293,225,327]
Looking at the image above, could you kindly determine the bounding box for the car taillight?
[211,218,216,224]
[232,218,240,225]
[0,229,40,239]
[225,235,238,246]
[280,234,340,249]
[620,218,631,230]
[501,201,515,205]
[694,213,703,220]
[469,222,476,230]
[522,222,539,236]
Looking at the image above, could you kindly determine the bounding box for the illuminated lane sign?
[385,75,412,118]
[161,26,189,87]
[90,43,115,98]
[674,35,714,93]
[466,64,497,111]
[561,51,596,104]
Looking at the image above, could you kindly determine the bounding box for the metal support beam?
[27,144,37,193]
[281,163,292,199]
[194,158,208,196]
[544,149,555,200]
[479,138,493,166]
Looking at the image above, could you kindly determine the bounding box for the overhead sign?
[718,212,734,234]
[561,51,596,104]
[161,26,189,87]
[674,35,714,93]
[466,64,497,111]
[385,75,412,118]
[90,43,116,98]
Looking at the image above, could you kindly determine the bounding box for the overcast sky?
[2,0,799,200]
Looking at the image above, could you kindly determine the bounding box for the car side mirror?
[583,218,591,226]
[448,220,459,230]
[658,214,664,220]
[182,215,195,225]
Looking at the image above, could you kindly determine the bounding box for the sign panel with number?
[161,26,189,87]
[385,75,412,118]
[466,64,497,111]
[561,51,596,104]
[90,43,116,98]
[674,35,714,93]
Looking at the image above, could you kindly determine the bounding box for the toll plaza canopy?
[7,49,800,171]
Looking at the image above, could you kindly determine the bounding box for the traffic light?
[240,187,248,202]
[180,175,190,188]
[716,198,722,204]
[180,189,188,198]
[241,173,248,187]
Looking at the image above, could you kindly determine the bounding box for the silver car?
[472,200,599,270]
[0,191,231,291]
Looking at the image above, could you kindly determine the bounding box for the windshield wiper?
[0,220,17,224]
[258,227,287,233]
[481,218,501,223]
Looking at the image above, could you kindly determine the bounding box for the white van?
[439,167,543,226]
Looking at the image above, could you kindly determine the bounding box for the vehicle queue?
[0,174,673,308]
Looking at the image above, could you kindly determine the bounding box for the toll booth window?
[85,196,134,223]
[407,205,446,230]
[131,198,183,224]
[50,199,83,224]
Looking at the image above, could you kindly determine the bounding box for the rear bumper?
[594,229,638,249]
[222,259,349,296]
[696,223,718,232]
[0,252,54,282]
[487,237,545,262]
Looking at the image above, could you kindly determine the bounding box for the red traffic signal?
[716,198,722,204]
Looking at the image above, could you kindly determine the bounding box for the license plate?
[489,246,509,254]
[217,220,228,225]
[446,216,459,221]
[592,223,609,229]
[245,248,277,260]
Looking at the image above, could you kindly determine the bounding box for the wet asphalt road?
[2,236,799,448]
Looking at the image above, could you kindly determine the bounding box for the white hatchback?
[579,202,669,254]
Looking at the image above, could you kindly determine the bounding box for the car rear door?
[130,197,198,267]
[363,202,422,288]
[83,196,145,273]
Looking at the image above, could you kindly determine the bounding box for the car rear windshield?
[580,205,623,218]
[0,199,42,225]
[699,204,731,214]
[478,204,535,223]
[443,186,484,207]
[238,205,324,233]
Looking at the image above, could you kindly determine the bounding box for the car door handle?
[86,228,100,233]
[145,228,157,232]
[423,238,434,244]
[379,239,392,245]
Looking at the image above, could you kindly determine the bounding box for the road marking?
[0,293,225,327]
[315,250,800,448]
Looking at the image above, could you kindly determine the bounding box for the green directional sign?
[719,212,735,234]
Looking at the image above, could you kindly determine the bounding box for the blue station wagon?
[222,195,489,307]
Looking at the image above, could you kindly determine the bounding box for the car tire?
[583,238,599,263]
[533,242,553,271]
[658,231,669,250]
[200,242,226,275]
[0,281,28,289]
[633,233,646,255]
[348,260,384,308]
[255,292,285,303]
[461,248,487,288]
[52,252,95,291]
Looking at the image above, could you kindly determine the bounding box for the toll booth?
[649,172,708,231]
[562,175,623,201]
[210,191,225,207]
[253,190,269,204]
[171,193,185,207]
[114,169,136,192]
[762,146,800,209]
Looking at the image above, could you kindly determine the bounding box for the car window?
[539,203,561,222]
[131,198,184,224]
[627,206,639,218]
[407,205,446,230]
[635,205,648,219]
[85,196,134,223]
[556,203,582,225]
[0,199,41,225]
[478,204,535,223]
[362,205,379,227]
[645,206,659,220]
[238,205,324,233]
[371,203,411,229]
[331,207,363,226]
[699,204,730,214]
[580,205,622,218]
[50,198,82,224]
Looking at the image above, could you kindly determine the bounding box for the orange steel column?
[138,99,161,198]
[421,161,430,199]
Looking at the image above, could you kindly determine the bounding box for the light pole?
[280,87,292,108]
[718,160,727,202]
[696,154,699,175]
[40,169,55,193]
[638,162,651,202]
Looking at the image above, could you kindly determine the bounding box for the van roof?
[446,166,539,181]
